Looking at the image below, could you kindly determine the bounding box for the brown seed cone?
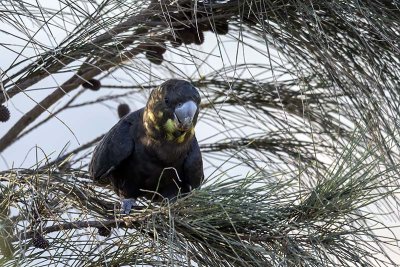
[82,79,101,91]
[198,22,211,32]
[180,2,193,18]
[0,105,10,122]
[242,15,258,26]
[97,226,112,237]
[146,51,163,65]
[176,29,196,45]
[135,27,148,35]
[117,103,130,118]
[169,36,183,48]
[152,43,167,55]
[212,20,229,35]
[32,234,49,249]
[193,29,205,45]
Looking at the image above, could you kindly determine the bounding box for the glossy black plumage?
[89,79,203,202]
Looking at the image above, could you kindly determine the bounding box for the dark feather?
[183,137,204,192]
[89,79,203,202]
[89,110,139,183]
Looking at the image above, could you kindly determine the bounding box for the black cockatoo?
[89,79,203,214]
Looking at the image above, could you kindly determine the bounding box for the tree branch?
[0,72,97,152]
[43,134,104,168]
[13,208,157,243]
[0,45,145,152]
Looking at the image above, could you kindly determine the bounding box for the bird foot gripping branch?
[89,79,204,215]
[120,198,137,215]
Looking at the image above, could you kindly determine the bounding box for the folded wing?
[89,114,136,184]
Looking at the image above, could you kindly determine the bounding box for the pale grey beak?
[174,100,198,131]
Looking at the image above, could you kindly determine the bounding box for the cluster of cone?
[78,11,259,88]
[142,8,233,65]
[81,76,130,118]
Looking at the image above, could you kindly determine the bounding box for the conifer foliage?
[0,1,399,266]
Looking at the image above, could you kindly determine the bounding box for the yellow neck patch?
[146,114,194,143]
[176,132,186,143]
[164,119,175,133]
[164,119,195,143]
[147,111,156,122]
